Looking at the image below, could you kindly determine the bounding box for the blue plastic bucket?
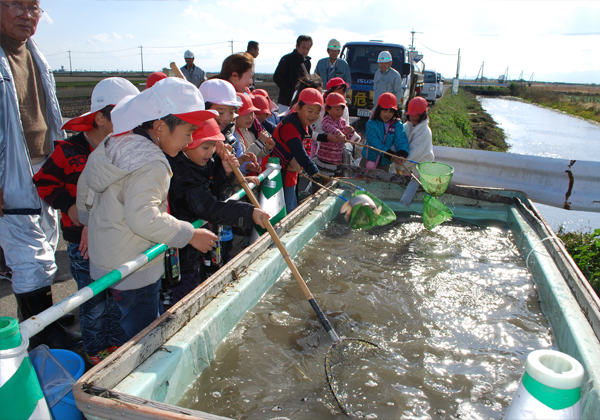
[49,349,85,420]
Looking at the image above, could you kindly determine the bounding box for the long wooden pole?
[224,150,341,344]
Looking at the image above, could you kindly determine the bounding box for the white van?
[422,70,437,104]
[436,72,443,98]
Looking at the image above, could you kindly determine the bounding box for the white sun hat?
[111,77,217,135]
[199,79,244,107]
[61,77,139,131]
[184,50,194,59]
[378,51,393,63]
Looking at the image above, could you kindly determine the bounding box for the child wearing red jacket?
[33,77,139,364]
[270,88,322,212]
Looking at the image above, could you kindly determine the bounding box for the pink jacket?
[317,115,352,165]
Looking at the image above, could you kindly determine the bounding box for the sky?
[33,0,600,84]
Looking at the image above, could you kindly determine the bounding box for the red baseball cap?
[325,92,346,108]
[377,92,398,110]
[188,118,225,149]
[326,77,349,91]
[252,95,271,115]
[406,96,428,116]
[252,89,279,113]
[146,72,168,89]
[236,93,260,116]
[298,88,324,107]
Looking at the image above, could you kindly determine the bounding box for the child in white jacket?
[77,78,219,350]
[393,96,434,175]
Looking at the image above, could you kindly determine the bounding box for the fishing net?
[417,162,454,197]
[325,338,380,416]
[423,195,454,230]
[348,191,396,230]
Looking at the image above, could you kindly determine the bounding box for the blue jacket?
[1,38,65,213]
[314,58,351,86]
[362,119,409,166]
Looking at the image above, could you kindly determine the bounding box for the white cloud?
[87,32,123,44]
[126,34,134,40]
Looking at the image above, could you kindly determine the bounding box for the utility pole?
[68,50,72,76]
[410,30,416,50]
[139,46,144,76]
[230,39,234,55]
[456,48,461,79]
[481,61,484,82]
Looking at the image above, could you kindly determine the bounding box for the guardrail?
[433,146,600,212]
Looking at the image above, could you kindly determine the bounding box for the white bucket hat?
[184,50,194,59]
[199,79,244,107]
[378,51,393,63]
[111,77,217,135]
[61,77,140,131]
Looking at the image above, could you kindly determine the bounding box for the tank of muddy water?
[178,214,553,419]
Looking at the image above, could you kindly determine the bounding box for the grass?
[428,88,508,151]
[557,228,600,297]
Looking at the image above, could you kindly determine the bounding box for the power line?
[419,41,458,56]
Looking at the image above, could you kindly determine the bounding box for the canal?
[479,98,600,233]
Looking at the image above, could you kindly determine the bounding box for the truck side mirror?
[401,63,411,76]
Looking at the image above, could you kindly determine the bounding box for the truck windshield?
[343,45,404,75]
[424,72,436,83]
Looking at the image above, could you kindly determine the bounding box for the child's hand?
[79,226,89,259]
[238,151,257,165]
[219,147,239,173]
[258,130,275,151]
[215,141,233,159]
[189,228,218,253]
[392,156,406,166]
[68,204,82,226]
[252,208,271,229]
[246,162,262,173]
[327,133,346,143]
[345,125,355,135]
[245,176,261,186]
[287,157,302,172]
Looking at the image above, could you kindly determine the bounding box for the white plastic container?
[505,349,584,419]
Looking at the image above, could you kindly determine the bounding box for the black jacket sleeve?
[287,137,319,176]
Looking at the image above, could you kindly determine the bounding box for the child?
[33,77,139,364]
[252,88,280,126]
[235,93,275,166]
[200,79,262,176]
[166,119,270,304]
[313,92,360,176]
[252,95,276,135]
[76,77,218,348]
[393,96,434,175]
[271,88,322,212]
[361,92,409,172]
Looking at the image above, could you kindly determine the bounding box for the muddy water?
[178,215,553,419]
[479,97,600,233]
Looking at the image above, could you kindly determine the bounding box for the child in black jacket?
[167,119,269,305]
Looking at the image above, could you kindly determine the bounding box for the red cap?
[244,86,255,99]
[298,88,324,107]
[406,96,428,116]
[188,118,225,149]
[252,96,271,115]
[377,92,398,110]
[326,77,350,91]
[146,72,168,88]
[236,93,260,116]
[325,92,346,107]
[252,89,278,112]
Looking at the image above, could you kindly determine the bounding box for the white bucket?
[505,349,584,420]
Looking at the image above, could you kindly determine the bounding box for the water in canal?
[178,214,553,419]
[479,98,600,233]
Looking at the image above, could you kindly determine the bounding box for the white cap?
[111,77,217,135]
[327,39,341,50]
[61,77,139,131]
[199,79,243,107]
[378,51,392,63]
[184,50,194,59]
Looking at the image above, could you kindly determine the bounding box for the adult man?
[246,41,259,89]
[273,35,313,112]
[373,50,404,108]
[314,38,351,87]
[180,50,206,88]
[246,41,259,58]
[0,0,82,349]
